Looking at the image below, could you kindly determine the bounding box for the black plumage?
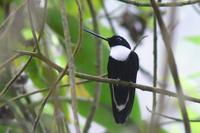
[107,51,139,123]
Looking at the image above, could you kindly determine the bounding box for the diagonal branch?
[0,54,20,70]
[27,0,40,53]
[149,0,191,132]
[147,107,200,123]
[101,0,116,34]
[72,0,83,58]
[83,0,102,133]
[15,50,200,105]
[0,0,48,96]
[32,61,72,132]
[60,0,80,133]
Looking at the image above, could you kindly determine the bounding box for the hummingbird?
[84,28,139,124]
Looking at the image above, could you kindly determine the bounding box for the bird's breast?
[110,45,131,61]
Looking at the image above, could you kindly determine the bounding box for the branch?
[72,0,83,58]
[0,54,20,70]
[15,50,200,105]
[0,55,33,96]
[37,0,48,42]
[32,64,71,132]
[0,97,30,132]
[0,0,27,30]
[0,79,91,108]
[147,107,200,123]
[83,0,102,133]
[27,0,40,53]
[149,11,158,133]
[150,0,191,132]
[60,0,80,133]
[101,0,116,34]
[117,0,200,7]
[0,0,48,96]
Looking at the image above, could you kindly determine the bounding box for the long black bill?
[84,28,108,41]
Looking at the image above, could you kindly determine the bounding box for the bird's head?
[84,28,131,49]
[84,28,132,61]
[107,35,131,49]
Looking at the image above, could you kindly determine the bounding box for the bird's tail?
[110,84,135,124]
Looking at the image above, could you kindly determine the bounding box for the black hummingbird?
[84,28,139,124]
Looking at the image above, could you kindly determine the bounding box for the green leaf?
[131,95,141,122]
[21,28,33,40]
[0,126,6,133]
[43,103,54,115]
[0,8,3,23]
[26,58,59,89]
[180,77,200,98]
[184,35,200,45]
[41,66,57,85]
[47,8,64,37]
[188,71,200,79]
[186,107,200,133]
[47,7,79,45]
[26,59,48,89]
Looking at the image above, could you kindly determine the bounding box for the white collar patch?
[110,45,131,61]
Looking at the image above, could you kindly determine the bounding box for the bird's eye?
[117,37,122,41]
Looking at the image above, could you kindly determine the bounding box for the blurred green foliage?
[185,35,200,46]
[0,0,144,132]
[2,0,199,133]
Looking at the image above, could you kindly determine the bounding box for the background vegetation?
[0,0,200,133]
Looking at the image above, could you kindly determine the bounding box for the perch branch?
[15,50,200,104]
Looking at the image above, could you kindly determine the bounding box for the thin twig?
[133,35,148,51]
[60,0,80,133]
[31,0,72,127]
[72,0,83,58]
[192,4,200,15]
[117,0,200,7]
[149,12,158,133]
[37,0,48,42]
[27,0,40,53]
[0,97,30,132]
[16,50,200,104]
[83,0,102,133]
[0,79,92,108]
[32,64,71,132]
[147,107,200,123]
[0,0,48,96]
[0,54,20,70]
[97,5,124,20]
[0,0,27,30]
[101,0,116,34]
[149,0,191,132]
[156,3,177,131]
[0,55,34,96]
